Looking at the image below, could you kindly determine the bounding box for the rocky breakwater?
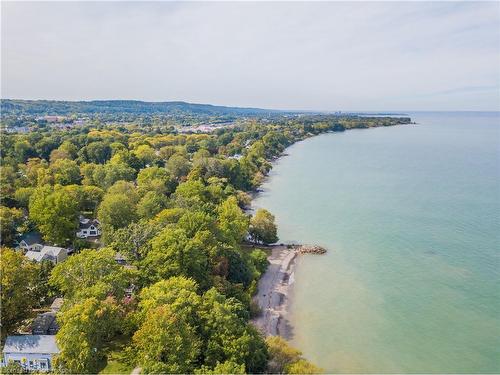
[296,244,327,255]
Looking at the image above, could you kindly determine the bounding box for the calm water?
[253,112,500,373]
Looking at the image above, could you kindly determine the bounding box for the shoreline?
[251,245,299,339]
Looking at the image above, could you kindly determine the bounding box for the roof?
[19,232,43,246]
[25,246,67,262]
[3,335,60,354]
[32,313,56,335]
[50,298,64,311]
[79,218,100,230]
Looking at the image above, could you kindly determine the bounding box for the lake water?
[253,112,500,373]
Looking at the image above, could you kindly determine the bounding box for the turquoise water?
[253,112,500,373]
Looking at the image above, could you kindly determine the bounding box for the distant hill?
[0,99,286,116]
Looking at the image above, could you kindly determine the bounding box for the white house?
[76,217,101,238]
[17,232,44,252]
[2,335,60,372]
[25,246,68,264]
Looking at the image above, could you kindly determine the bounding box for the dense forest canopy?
[0,103,411,374]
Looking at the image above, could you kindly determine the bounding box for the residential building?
[25,246,68,264]
[76,217,101,238]
[31,313,59,335]
[17,232,44,252]
[2,335,60,372]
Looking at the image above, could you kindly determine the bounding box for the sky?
[1,1,500,111]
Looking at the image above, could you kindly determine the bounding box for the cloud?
[1,1,499,111]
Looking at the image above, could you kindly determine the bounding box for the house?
[25,246,68,264]
[2,335,60,371]
[17,232,44,252]
[31,313,59,335]
[50,298,64,312]
[76,217,101,238]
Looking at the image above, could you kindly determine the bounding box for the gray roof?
[3,335,60,354]
[32,312,58,335]
[50,298,64,312]
[25,246,67,262]
[79,219,100,230]
[19,232,43,246]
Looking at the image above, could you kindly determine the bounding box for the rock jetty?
[296,245,327,255]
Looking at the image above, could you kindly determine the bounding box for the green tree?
[97,193,137,232]
[29,186,80,244]
[49,248,134,300]
[137,166,176,195]
[265,336,322,374]
[249,209,278,245]
[167,154,191,180]
[199,288,268,372]
[132,305,201,374]
[82,141,112,164]
[217,196,249,245]
[143,227,209,287]
[55,297,122,374]
[137,191,168,219]
[137,276,201,324]
[50,159,81,185]
[286,359,323,374]
[0,206,24,246]
[0,248,38,336]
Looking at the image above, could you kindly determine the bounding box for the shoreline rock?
[296,244,327,255]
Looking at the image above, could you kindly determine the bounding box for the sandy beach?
[252,245,298,338]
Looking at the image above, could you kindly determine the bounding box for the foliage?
[49,248,134,300]
[0,248,38,335]
[55,297,122,374]
[266,336,323,374]
[29,185,80,244]
[132,305,201,374]
[0,206,24,246]
[249,208,279,245]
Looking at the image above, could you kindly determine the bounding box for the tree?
[82,141,112,164]
[250,249,269,274]
[133,144,157,167]
[249,209,278,245]
[194,361,245,374]
[81,185,105,214]
[107,181,139,204]
[198,288,268,373]
[137,166,176,195]
[49,248,134,300]
[286,359,323,374]
[217,197,249,245]
[29,186,80,244]
[137,276,201,325]
[107,220,161,261]
[55,297,122,374]
[97,193,137,232]
[132,305,201,374]
[0,206,24,246]
[143,227,210,288]
[136,191,168,219]
[265,336,322,374]
[1,361,26,374]
[50,159,81,185]
[0,248,38,336]
[167,154,191,180]
[14,187,34,208]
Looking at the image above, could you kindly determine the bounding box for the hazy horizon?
[2,1,500,111]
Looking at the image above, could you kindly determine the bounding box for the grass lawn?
[99,335,133,375]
